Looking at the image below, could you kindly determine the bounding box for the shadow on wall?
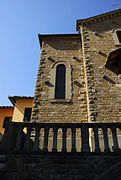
[103,75,115,84]
[87,15,121,33]
[44,37,81,50]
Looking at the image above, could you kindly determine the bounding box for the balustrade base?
[71,149,76,152]
[104,148,111,153]
[52,149,57,152]
[112,147,121,152]
[95,149,101,153]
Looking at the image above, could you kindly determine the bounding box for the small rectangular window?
[116,31,121,43]
[3,117,12,128]
[114,30,121,45]
[23,108,32,122]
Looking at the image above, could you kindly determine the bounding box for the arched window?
[55,64,66,99]
[49,61,71,102]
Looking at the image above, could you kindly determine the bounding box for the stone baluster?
[52,127,58,152]
[0,123,14,150]
[33,127,41,151]
[24,126,31,151]
[71,127,76,152]
[81,125,90,152]
[15,126,23,151]
[93,127,101,152]
[43,127,49,152]
[111,127,120,152]
[102,127,110,152]
[62,127,67,152]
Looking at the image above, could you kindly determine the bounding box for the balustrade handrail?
[4,121,121,128]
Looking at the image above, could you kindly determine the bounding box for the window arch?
[49,61,71,102]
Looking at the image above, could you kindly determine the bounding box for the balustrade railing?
[0,122,121,153]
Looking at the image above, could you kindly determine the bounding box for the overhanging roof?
[0,106,14,109]
[76,8,121,30]
[8,96,33,106]
[38,33,81,47]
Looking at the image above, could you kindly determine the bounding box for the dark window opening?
[116,31,121,43]
[23,108,32,122]
[3,117,12,128]
[105,48,121,75]
[118,54,121,74]
[55,64,66,99]
[0,133,2,142]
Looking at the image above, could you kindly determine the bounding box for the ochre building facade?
[0,96,33,135]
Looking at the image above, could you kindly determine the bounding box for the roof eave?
[0,106,14,109]
[76,8,121,30]
[38,33,81,48]
[8,96,33,106]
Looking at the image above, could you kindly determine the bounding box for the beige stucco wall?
[0,108,13,134]
[12,99,33,122]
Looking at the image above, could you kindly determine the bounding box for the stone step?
[3,153,121,180]
[0,154,7,162]
[0,154,7,171]
[1,172,95,180]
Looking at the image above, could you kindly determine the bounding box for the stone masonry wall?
[79,15,121,123]
[31,35,88,123]
[2,153,121,180]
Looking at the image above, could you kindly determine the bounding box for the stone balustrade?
[0,122,121,153]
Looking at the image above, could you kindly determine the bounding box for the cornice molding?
[76,9,121,30]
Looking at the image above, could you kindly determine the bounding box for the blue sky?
[0,0,121,106]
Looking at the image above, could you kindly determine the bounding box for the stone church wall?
[31,35,88,123]
[79,15,121,123]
